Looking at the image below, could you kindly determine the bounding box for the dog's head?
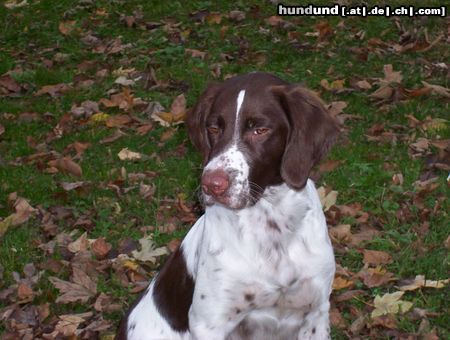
[186,73,340,209]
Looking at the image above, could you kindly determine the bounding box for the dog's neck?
[203,181,316,236]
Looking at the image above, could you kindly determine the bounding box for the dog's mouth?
[202,190,250,210]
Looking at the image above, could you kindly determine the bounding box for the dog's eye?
[207,126,220,134]
[253,128,270,135]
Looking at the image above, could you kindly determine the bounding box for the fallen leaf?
[317,187,338,211]
[91,238,112,259]
[48,157,82,177]
[34,83,72,97]
[49,267,97,304]
[4,0,28,9]
[329,224,353,244]
[421,81,450,98]
[0,74,21,94]
[326,101,347,117]
[398,275,449,291]
[381,64,402,85]
[0,123,4,136]
[359,266,396,288]
[54,312,90,336]
[319,159,342,173]
[118,148,142,161]
[333,276,354,290]
[371,291,413,318]
[17,282,34,301]
[229,10,246,22]
[100,129,126,144]
[362,249,393,266]
[67,232,89,253]
[132,237,168,263]
[61,181,88,191]
[114,76,135,86]
[355,80,372,90]
[59,21,76,36]
[105,114,132,128]
[185,48,206,59]
[0,196,37,237]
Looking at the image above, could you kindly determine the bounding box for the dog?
[117,72,340,340]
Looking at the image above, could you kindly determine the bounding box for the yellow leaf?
[332,276,354,290]
[371,291,413,318]
[89,112,110,124]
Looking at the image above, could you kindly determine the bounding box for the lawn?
[0,0,448,338]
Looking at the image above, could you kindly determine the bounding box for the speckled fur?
[125,181,334,340]
[121,74,337,340]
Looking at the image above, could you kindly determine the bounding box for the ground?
[0,0,448,339]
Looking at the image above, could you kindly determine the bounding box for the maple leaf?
[54,312,93,336]
[132,237,168,263]
[371,291,413,318]
[49,267,97,304]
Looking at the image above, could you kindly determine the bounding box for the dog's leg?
[296,302,331,340]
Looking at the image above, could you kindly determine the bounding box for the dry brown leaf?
[0,196,37,237]
[381,64,402,84]
[58,21,76,35]
[421,81,450,98]
[106,114,132,128]
[326,101,347,117]
[91,238,112,259]
[319,159,342,173]
[355,80,372,90]
[48,157,82,177]
[359,266,396,288]
[17,282,34,301]
[0,74,21,94]
[49,268,97,304]
[229,10,246,22]
[329,224,353,244]
[34,83,72,97]
[68,232,89,253]
[54,312,93,336]
[362,249,393,266]
[0,123,4,136]
[206,12,222,24]
[398,275,449,291]
[185,48,206,59]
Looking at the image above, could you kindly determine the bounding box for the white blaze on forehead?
[203,89,250,208]
[234,90,246,138]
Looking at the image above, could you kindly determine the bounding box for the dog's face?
[187,73,339,209]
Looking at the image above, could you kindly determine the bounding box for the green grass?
[0,0,449,338]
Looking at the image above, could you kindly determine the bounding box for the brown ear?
[271,85,340,189]
[185,83,221,160]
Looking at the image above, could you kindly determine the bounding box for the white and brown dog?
[117,73,340,340]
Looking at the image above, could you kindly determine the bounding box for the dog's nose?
[202,170,230,197]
